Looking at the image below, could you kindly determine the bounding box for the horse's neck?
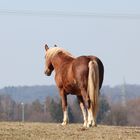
[52,53,74,70]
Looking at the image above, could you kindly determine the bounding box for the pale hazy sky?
[0,0,140,88]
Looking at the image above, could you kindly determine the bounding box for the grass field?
[0,122,140,140]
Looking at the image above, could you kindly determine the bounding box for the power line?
[0,9,140,19]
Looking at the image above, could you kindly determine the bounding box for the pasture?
[0,122,140,140]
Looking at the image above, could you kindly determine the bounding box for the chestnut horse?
[44,44,104,127]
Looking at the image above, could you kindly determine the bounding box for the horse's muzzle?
[44,69,51,76]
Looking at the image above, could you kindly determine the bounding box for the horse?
[44,44,104,127]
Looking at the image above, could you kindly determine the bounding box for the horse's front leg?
[59,89,68,125]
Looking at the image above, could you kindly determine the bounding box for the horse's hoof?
[87,121,97,128]
[83,121,87,127]
[87,124,92,128]
[92,123,97,127]
[91,121,97,127]
[61,121,68,126]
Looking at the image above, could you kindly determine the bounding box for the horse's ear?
[45,44,49,51]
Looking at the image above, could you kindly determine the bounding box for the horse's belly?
[64,83,81,95]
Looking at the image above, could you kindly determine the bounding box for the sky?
[0,0,140,88]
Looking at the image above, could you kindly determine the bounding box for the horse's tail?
[88,60,99,116]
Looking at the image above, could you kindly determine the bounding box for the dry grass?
[0,122,140,140]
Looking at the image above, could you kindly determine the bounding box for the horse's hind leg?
[81,89,95,127]
[77,95,87,127]
[59,89,68,125]
[88,103,97,127]
[80,88,94,127]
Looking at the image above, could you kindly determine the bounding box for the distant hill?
[102,84,140,102]
[0,85,58,103]
[0,84,140,103]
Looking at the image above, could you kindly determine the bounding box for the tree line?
[0,94,140,126]
[1,84,140,103]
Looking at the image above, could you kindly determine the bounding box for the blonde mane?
[46,47,75,60]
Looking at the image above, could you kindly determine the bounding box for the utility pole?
[21,102,25,122]
[44,101,46,114]
[121,77,126,107]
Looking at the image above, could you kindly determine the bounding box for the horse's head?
[44,44,54,76]
[44,43,74,76]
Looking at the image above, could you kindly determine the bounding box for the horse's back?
[73,56,90,74]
